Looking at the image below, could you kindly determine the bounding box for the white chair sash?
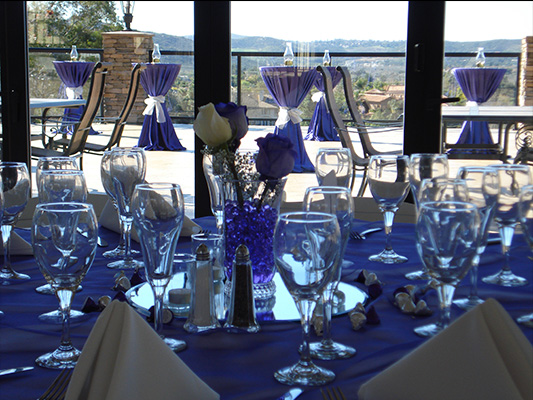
[311,91,324,102]
[143,95,166,123]
[65,86,84,100]
[276,106,303,128]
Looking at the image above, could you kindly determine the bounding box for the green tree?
[28,1,123,48]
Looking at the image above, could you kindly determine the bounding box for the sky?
[121,1,533,43]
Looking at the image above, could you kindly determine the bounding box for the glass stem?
[299,299,316,365]
[121,216,134,261]
[321,296,333,347]
[1,224,13,274]
[382,210,396,251]
[57,289,74,351]
[437,283,456,330]
[499,225,515,274]
[468,255,480,299]
[153,288,165,336]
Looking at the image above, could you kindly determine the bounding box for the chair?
[317,65,369,197]
[83,63,144,156]
[337,66,403,159]
[31,62,108,170]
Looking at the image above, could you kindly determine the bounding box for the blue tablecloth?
[451,68,506,149]
[136,63,186,151]
[53,61,98,136]
[260,67,317,173]
[305,66,343,142]
[0,217,531,399]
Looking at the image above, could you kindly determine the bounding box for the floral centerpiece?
[194,102,296,299]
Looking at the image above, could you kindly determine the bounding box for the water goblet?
[482,164,532,287]
[367,155,410,263]
[100,150,140,261]
[517,184,533,327]
[0,162,31,283]
[453,167,500,311]
[315,148,353,188]
[273,211,341,386]
[303,186,356,360]
[414,201,479,338]
[32,202,98,368]
[405,153,449,279]
[131,182,187,352]
[108,147,146,270]
[34,157,80,295]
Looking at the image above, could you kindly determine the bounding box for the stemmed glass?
[100,150,140,261]
[273,211,341,386]
[34,157,80,295]
[315,148,353,188]
[32,202,98,368]
[303,186,356,360]
[406,153,449,279]
[482,164,532,287]
[36,169,89,323]
[414,201,479,338]
[108,147,146,270]
[367,155,410,263]
[453,167,500,310]
[517,184,533,327]
[0,162,31,283]
[202,154,224,234]
[132,182,187,352]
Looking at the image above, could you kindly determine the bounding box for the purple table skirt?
[1,217,531,399]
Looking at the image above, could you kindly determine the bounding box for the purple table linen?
[305,66,343,141]
[260,66,317,173]
[451,68,506,148]
[53,61,98,135]
[137,63,186,151]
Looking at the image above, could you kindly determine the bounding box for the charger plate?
[126,273,367,322]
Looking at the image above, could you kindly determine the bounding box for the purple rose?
[255,133,296,179]
[214,102,249,143]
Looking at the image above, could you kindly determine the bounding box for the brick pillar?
[102,31,154,123]
[518,36,533,107]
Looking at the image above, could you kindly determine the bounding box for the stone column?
[101,31,154,123]
[518,36,533,107]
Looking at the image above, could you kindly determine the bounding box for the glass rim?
[279,211,338,223]
[35,202,94,212]
[419,200,478,212]
[39,169,84,175]
[134,182,181,190]
[304,185,351,194]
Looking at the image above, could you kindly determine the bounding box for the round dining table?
[450,67,507,152]
[136,63,186,151]
[1,214,531,399]
[53,61,98,135]
[305,66,343,142]
[259,66,318,173]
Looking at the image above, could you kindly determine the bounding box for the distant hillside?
[151,32,522,53]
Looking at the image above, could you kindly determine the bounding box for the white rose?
[193,103,232,147]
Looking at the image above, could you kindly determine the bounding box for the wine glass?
[367,155,410,263]
[315,148,353,188]
[405,153,449,279]
[34,156,80,295]
[453,167,500,311]
[36,169,89,323]
[0,162,31,283]
[131,182,187,352]
[414,201,479,338]
[517,184,533,327]
[273,211,341,386]
[202,154,224,234]
[100,150,140,261]
[108,147,146,270]
[482,164,532,287]
[303,186,356,360]
[32,202,98,368]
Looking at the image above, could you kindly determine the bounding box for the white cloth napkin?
[99,200,201,242]
[358,298,533,400]
[0,231,33,256]
[65,300,220,400]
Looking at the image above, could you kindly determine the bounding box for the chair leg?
[356,170,368,197]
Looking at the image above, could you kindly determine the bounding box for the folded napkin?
[0,231,33,256]
[99,200,201,242]
[65,300,220,400]
[358,298,533,400]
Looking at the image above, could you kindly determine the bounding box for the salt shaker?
[475,47,485,68]
[284,42,294,66]
[152,43,161,63]
[323,50,331,66]
[70,45,78,61]
[225,244,260,333]
[183,243,221,332]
